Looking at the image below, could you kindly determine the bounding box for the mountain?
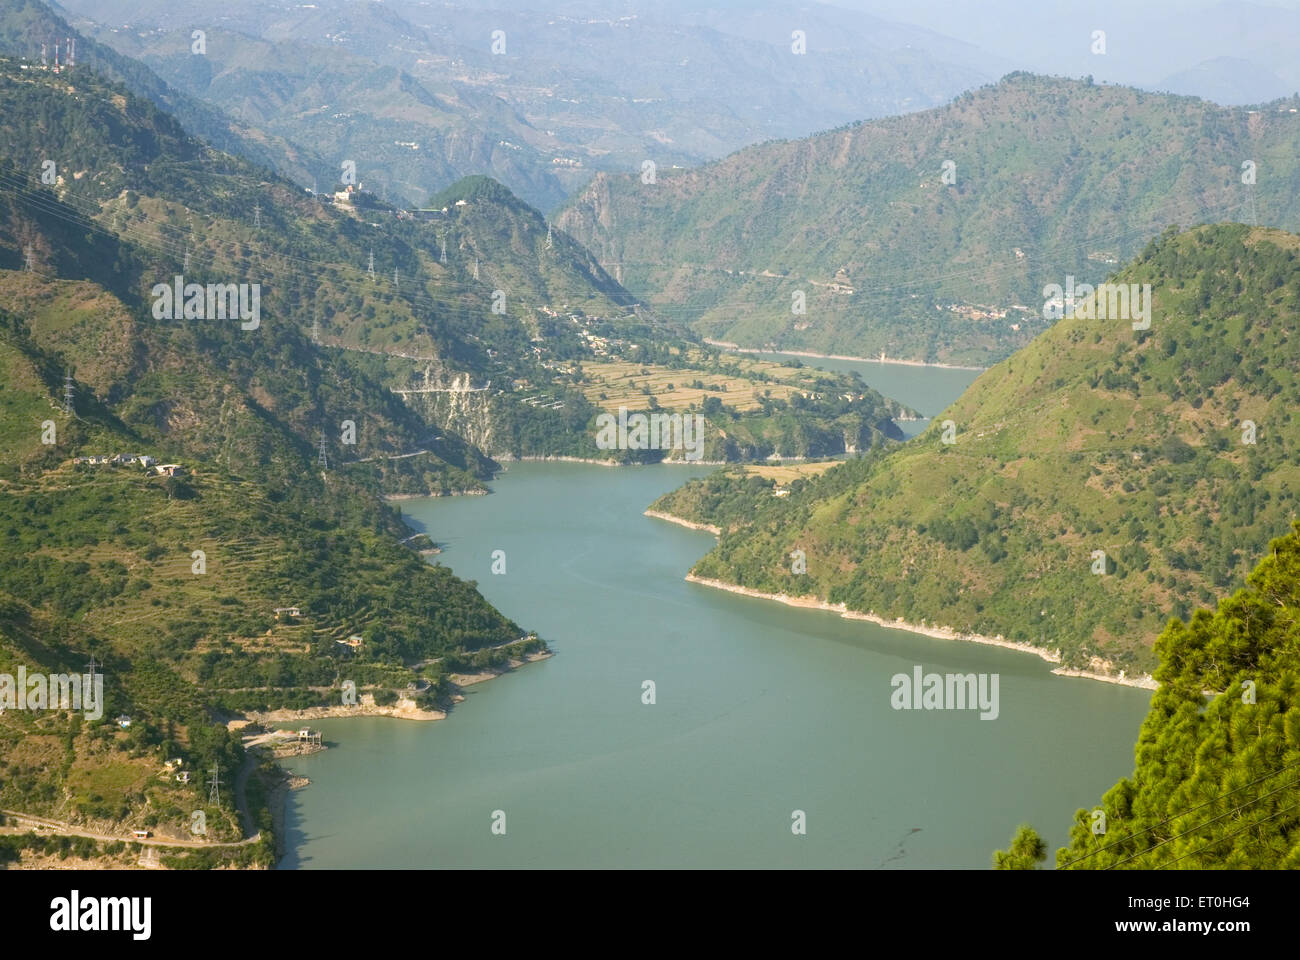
[0,58,515,494]
[55,0,997,212]
[0,54,916,467]
[1000,521,1300,868]
[847,0,1300,106]
[0,67,560,859]
[649,225,1300,675]
[0,0,304,176]
[0,299,535,860]
[1157,56,1294,106]
[558,73,1300,366]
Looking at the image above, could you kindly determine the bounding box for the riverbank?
[644,508,722,535]
[448,651,553,687]
[703,338,988,372]
[684,573,1157,689]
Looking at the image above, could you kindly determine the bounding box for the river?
[279,360,1149,869]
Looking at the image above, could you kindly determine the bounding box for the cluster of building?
[941,303,1009,322]
[72,454,185,477]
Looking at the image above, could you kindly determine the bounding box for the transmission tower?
[440,234,447,264]
[62,370,75,415]
[473,258,479,281]
[310,316,321,345]
[253,203,261,228]
[367,248,376,281]
[393,267,399,292]
[545,222,553,249]
[23,245,34,272]
[85,652,98,682]
[207,764,223,806]
[318,432,329,470]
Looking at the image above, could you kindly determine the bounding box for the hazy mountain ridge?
[560,73,1300,366]
[55,0,999,211]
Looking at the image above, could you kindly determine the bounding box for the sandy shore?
[246,697,447,724]
[502,455,728,467]
[684,574,1157,689]
[703,339,987,372]
[644,509,722,535]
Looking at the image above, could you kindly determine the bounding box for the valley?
[0,0,1296,880]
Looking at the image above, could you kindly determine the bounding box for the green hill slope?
[652,225,1300,674]
[559,73,1300,366]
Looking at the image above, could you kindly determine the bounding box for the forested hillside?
[998,523,1300,869]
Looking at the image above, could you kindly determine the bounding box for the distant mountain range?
[49,0,997,210]
[836,0,1300,106]
[560,74,1300,365]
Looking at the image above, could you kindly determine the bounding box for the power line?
[1059,755,1300,868]
[1156,798,1300,869]
[1101,774,1300,869]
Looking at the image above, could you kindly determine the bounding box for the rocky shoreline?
[643,508,722,535]
[683,573,1157,690]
